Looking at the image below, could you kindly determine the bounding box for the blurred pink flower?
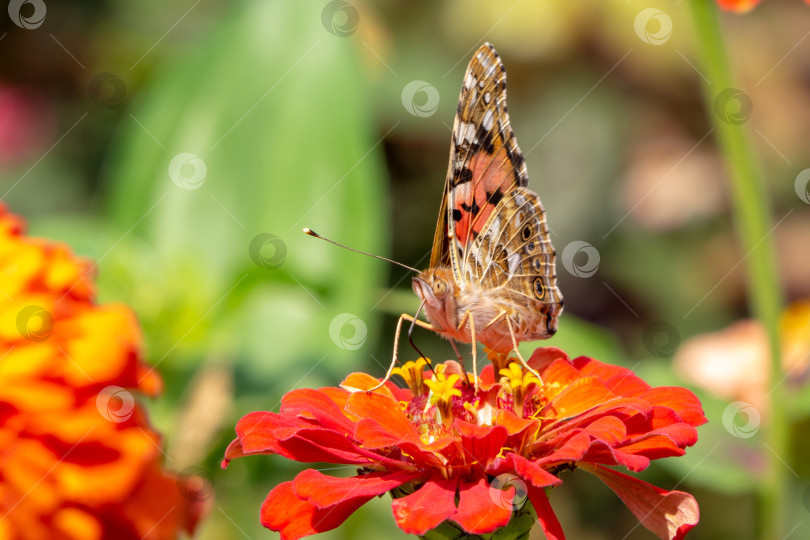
[0,84,55,170]
[675,302,810,411]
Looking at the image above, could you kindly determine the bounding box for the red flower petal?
[455,420,507,468]
[501,454,561,488]
[391,478,459,535]
[346,391,421,447]
[716,0,762,13]
[526,483,566,540]
[276,428,397,465]
[281,388,355,435]
[293,469,423,508]
[543,376,624,421]
[620,424,698,459]
[261,481,369,540]
[341,372,400,400]
[642,387,707,427]
[586,464,699,540]
[234,411,301,456]
[572,356,651,396]
[582,415,627,445]
[451,476,513,534]
[536,431,592,465]
[529,346,571,372]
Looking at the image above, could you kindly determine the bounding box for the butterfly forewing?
[429,42,563,343]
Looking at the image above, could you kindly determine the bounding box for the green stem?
[687,2,786,539]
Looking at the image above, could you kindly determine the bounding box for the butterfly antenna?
[303,228,419,273]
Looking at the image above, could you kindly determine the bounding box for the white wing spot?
[464,122,476,143]
[478,52,492,68]
[483,92,491,104]
[482,109,494,131]
[507,252,521,276]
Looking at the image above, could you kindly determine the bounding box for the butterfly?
[382,43,564,384]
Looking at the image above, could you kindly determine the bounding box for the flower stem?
[687,2,786,538]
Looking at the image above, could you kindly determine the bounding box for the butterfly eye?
[521,224,532,241]
[432,278,448,297]
[533,277,545,299]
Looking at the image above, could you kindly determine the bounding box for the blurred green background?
[2,0,810,538]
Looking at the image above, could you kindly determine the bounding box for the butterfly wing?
[466,187,563,338]
[430,43,529,281]
[430,42,562,338]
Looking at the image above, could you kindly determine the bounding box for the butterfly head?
[412,267,457,330]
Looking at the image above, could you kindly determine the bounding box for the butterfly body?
[415,43,563,360]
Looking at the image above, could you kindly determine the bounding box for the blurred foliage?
[2,0,810,538]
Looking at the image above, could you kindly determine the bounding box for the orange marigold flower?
[224,348,706,540]
[717,0,810,12]
[0,204,208,539]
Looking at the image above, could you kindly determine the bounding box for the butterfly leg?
[369,313,437,392]
[505,316,543,383]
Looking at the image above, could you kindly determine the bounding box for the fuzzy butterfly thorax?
[417,43,563,355]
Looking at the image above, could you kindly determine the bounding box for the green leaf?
[100,0,388,382]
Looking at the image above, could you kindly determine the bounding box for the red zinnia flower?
[224,348,706,539]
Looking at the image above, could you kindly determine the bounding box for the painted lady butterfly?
[386,43,564,382]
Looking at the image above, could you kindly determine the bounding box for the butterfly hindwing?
[465,186,563,338]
